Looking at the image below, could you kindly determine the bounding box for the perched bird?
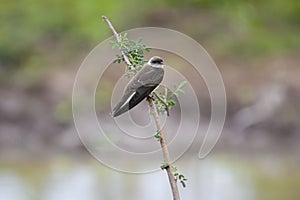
[112,56,165,117]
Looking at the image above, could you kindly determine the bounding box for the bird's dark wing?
[112,84,157,117]
[129,84,158,109]
[111,89,136,117]
[112,64,164,117]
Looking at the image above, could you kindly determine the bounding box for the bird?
[112,56,165,117]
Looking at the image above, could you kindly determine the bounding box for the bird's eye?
[151,58,163,64]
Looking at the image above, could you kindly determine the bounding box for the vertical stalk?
[147,97,180,200]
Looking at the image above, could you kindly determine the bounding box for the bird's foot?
[147,95,155,101]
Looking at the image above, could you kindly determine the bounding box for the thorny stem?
[102,16,180,200]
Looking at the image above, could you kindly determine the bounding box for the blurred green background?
[1,0,300,200]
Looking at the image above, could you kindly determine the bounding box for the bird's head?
[148,56,164,68]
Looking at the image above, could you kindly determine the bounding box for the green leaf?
[154,132,162,141]
[160,162,169,170]
[112,43,119,49]
[168,99,176,107]
[171,166,177,172]
[180,181,186,188]
[178,89,185,94]
[129,40,136,46]
[122,32,128,38]
[178,81,187,89]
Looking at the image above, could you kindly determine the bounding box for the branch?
[147,97,180,200]
[101,16,133,70]
[102,16,180,200]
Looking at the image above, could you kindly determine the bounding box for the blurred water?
[0,155,299,200]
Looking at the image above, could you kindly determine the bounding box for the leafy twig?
[169,81,187,100]
[110,33,150,77]
[153,81,187,116]
[153,91,170,116]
